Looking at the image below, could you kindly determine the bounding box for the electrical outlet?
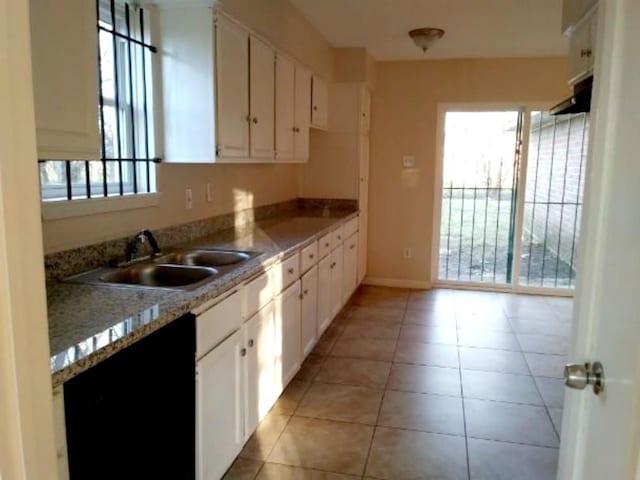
[402,155,415,168]
[185,188,193,210]
[403,247,412,259]
[206,183,213,202]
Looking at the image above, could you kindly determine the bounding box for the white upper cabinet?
[311,75,329,130]
[294,66,312,161]
[30,0,100,160]
[275,54,295,161]
[215,15,250,158]
[249,36,275,159]
[567,7,597,85]
[160,6,216,163]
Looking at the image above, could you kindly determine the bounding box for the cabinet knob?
[246,115,251,122]
[350,244,355,250]
[303,289,309,295]
[580,48,592,58]
[240,348,247,357]
[299,293,304,299]
[337,235,341,240]
[313,105,318,111]
[248,339,254,348]
[309,253,314,259]
[288,267,295,274]
[325,242,330,247]
[252,117,259,124]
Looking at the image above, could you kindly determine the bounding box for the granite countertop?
[48,209,358,387]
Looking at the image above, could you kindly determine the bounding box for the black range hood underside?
[550,76,593,115]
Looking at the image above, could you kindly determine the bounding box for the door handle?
[564,361,605,395]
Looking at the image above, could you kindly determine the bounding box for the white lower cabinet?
[343,233,358,303]
[275,281,302,389]
[301,265,319,358]
[245,301,277,434]
[330,245,344,318]
[197,329,245,480]
[317,255,332,335]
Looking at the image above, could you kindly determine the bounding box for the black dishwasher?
[64,313,196,480]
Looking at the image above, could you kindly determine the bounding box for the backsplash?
[44,198,357,281]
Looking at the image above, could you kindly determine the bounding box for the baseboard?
[362,277,431,290]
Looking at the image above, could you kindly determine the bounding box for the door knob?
[564,361,605,395]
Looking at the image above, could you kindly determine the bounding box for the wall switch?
[185,188,193,210]
[403,247,412,259]
[402,155,415,168]
[206,183,213,202]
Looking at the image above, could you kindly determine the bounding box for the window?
[39,0,158,203]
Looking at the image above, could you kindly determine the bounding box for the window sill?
[41,193,161,220]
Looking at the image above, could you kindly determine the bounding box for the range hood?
[550,76,593,115]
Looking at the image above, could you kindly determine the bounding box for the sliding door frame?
[431,102,574,297]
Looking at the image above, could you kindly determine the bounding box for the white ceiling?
[288,0,568,60]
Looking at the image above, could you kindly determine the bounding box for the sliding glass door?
[435,107,589,292]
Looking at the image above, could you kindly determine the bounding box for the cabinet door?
[275,281,302,390]
[360,87,371,134]
[330,244,344,318]
[567,19,591,84]
[245,302,276,433]
[294,66,312,161]
[311,75,328,129]
[197,329,244,480]
[249,36,275,159]
[30,0,100,160]
[301,266,319,358]
[275,54,295,160]
[215,16,250,158]
[342,233,358,303]
[317,255,332,335]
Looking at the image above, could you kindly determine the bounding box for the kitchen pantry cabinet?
[30,0,100,160]
[311,75,329,130]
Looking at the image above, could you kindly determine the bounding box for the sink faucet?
[125,229,161,263]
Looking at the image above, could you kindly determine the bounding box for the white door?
[317,255,332,335]
[215,16,249,158]
[330,245,344,318]
[244,301,275,434]
[294,65,311,161]
[249,36,275,159]
[274,281,301,390]
[342,233,358,303]
[275,54,295,160]
[558,2,640,478]
[301,265,319,358]
[197,330,244,480]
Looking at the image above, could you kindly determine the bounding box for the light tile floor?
[224,286,571,480]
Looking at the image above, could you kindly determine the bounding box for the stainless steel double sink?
[69,249,257,289]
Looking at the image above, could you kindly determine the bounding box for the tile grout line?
[359,291,407,478]
[510,314,563,442]
[454,296,473,480]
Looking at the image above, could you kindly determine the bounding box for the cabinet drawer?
[318,233,332,259]
[243,272,273,320]
[197,291,242,358]
[300,241,318,273]
[271,253,300,294]
[332,225,345,249]
[343,217,358,238]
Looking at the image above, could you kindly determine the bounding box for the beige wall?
[367,56,569,286]
[41,0,333,254]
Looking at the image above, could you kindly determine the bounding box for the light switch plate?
[402,155,415,168]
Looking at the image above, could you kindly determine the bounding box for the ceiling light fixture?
[409,28,445,53]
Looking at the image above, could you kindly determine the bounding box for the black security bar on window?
[39,0,160,202]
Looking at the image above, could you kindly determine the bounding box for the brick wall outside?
[523,112,589,267]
